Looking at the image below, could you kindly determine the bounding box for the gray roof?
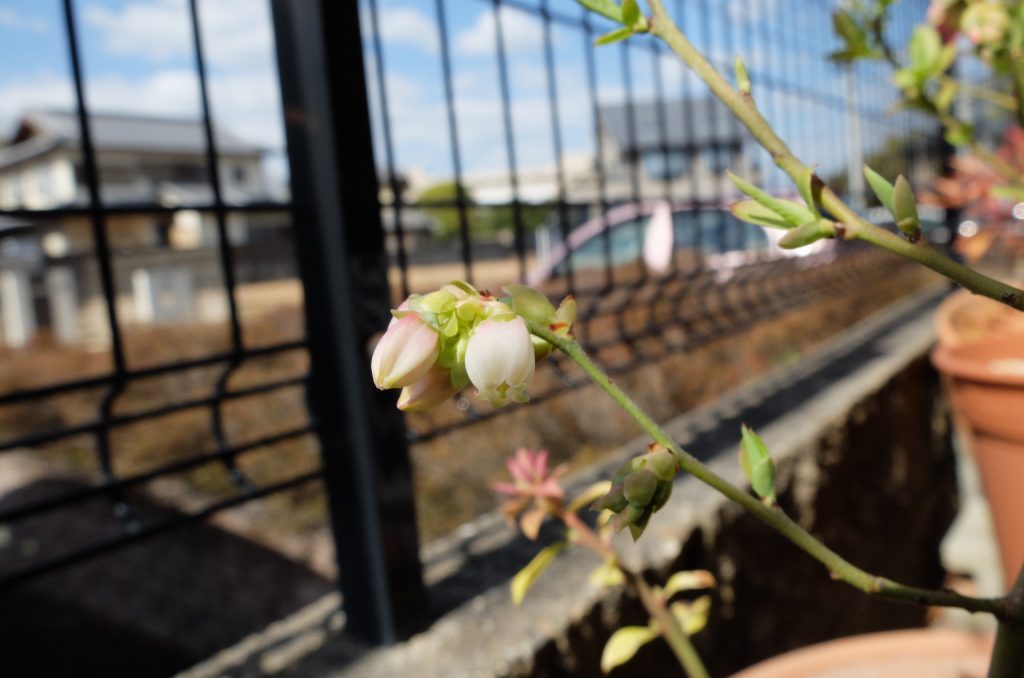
[0,215,34,239]
[600,98,746,152]
[0,110,261,170]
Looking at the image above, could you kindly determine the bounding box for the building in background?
[457,98,756,208]
[0,110,272,250]
[0,112,294,348]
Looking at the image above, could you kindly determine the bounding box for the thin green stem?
[635,576,709,678]
[938,76,1019,112]
[1013,62,1024,131]
[644,0,1024,312]
[530,320,1012,619]
[559,509,710,678]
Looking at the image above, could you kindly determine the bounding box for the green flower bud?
[651,480,673,511]
[623,468,658,507]
[612,503,646,533]
[612,457,643,484]
[628,510,652,541]
[591,482,629,513]
[646,447,677,482]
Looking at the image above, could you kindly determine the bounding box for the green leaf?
[796,166,821,218]
[731,200,793,230]
[735,55,751,95]
[663,570,716,599]
[892,67,923,90]
[621,0,640,26]
[575,0,625,23]
[728,172,816,227]
[863,165,895,213]
[502,283,556,325]
[670,595,712,636]
[832,10,865,47]
[893,175,920,240]
[934,79,958,113]
[945,123,974,147]
[777,220,830,250]
[739,424,776,503]
[990,184,1024,201]
[828,49,860,63]
[601,626,659,673]
[590,558,626,588]
[511,542,567,605]
[908,25,941,73]
[594,26,634,46]
[935,42,957,75]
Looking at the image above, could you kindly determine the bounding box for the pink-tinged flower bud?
[397,364,457,411]
[370,313,440,390]
[464,317,535,407]
[961,1,1008,45]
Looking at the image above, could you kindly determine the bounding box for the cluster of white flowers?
[370,281,575,410]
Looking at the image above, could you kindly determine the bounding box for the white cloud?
[83,0,274,68]
[84,0,191,62]
[0,7,48,34]
[376,60,598,182]
[726,0,781,24]
[0,66,283,151]
[455,6,543,57]
[69,0,284,164]
[363,6,439,55]
[0,75,74,135]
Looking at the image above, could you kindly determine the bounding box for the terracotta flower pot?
[732,628,993,678]
[934,287,1024,349]
[933,333,1024,590]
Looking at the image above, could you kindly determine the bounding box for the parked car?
[528,200,832,286]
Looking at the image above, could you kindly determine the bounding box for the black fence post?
[270,0,431,644]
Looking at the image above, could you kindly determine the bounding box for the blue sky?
[0,0,286,179]
[0,0,931,195]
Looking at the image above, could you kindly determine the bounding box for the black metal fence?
[0,0,942,659]
[364,0,945,439]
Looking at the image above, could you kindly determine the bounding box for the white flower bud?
[464,317,535,407]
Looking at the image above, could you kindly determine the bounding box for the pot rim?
[932,342,1024,387]
[732,628,993,678]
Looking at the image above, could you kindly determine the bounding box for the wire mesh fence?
[363,0,946,441]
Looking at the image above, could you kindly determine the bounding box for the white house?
[0,110,271,251]
[0,111,285,348]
